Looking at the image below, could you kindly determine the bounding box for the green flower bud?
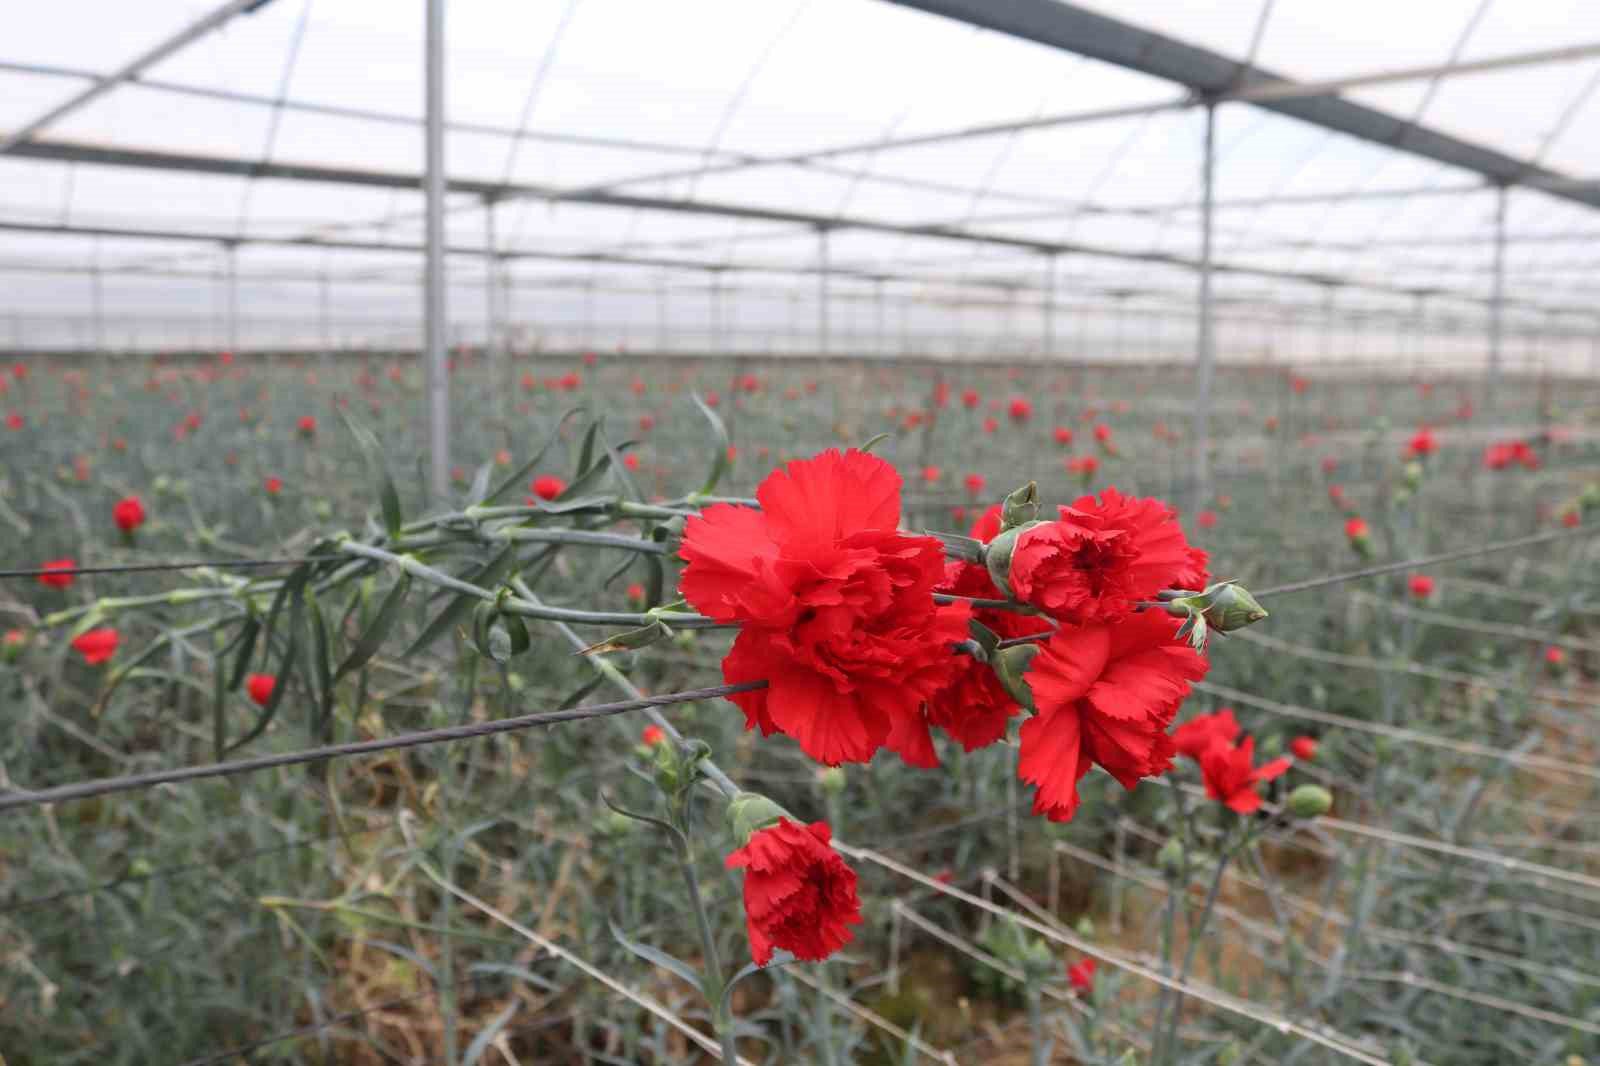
[1217,1042,1242,1066]
[990,643,1040,710]
[982,521,1040,598]
[1403,461,1423,488]
[1000,481,1040,530]
[1287,784,1332,819]
[726,791,789,845]
[1157,837,1185,879]
[1259,733,1283,757]
[1200,582,1268,634]
[816,766,847,796]
[1580,483,1600,512]
[1074,915,1095,938]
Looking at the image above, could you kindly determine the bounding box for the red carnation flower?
[1066,454,1099,478]
[933,381,951,408]
[1320,456,1338,475]
[1007,487,1206,625]
[626,582,646,602]
[1053,426,1074,445]
[639,414,656,432]
[679,449,969,765]
[1008,397,1033,421]
[1408,574,1435,599]
[641,724,666,746]
[964,473,986,497]
[982,416,999,434]
[38,558,77,589]
[1196,509,1217,530]
[1289,735,1318,761]
[1545,645,1566,665]
[264,476,283,495]
[245,673,276,706]
[1019,610,1209,822]
[921,465,942,484]
[297,415,317,435]
[5,412,23,431]
[71,627,120,665]
[1093,423,1112,443]
[1406,427,1437,458]
[704,389,721,408]
[961,388,980,409]
[725,818,862,965]
[1344,516,1369,540]
[1200,736,1291,813]
[1067,958,1097,994]
[113,495,147,533]
[531,475,566,501]
[1563,510,1582,528]
[1172,707,1240,761]
[623,453,641,471]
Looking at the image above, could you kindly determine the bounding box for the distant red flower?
[1344,516,1368,540]
[1289,735,1318,761]
[739,373,761,393]
[1008,397,1033,421]
[1172,707,1240,761]
[1093,423,1112,443]
[961,388,980,409]
[704,390,721,408]
[1545,645,1566,665]
[679,449,969,765]
[38,558,77,589]
[10,363,26,380]
[521,372,537,391]
[582,352,597,367]
[1328,484,1346,506]
[1406,427,1437,458]
[964,473,986,497]
[264,476,282,495]
[1067,958,1098,995]
[71,627,119,665]
[1200,736,1291,813]
[1053,426,1074,445]
[933,381,951,408]
[1321,456,1338,475]
[1563,510,1582,528]
[559,371,582,391]
[1484,440,1539,471]
[529,475,566,501]
[1290,376,1309,394]
[626,582,646,603]
[1007,488,1207,624]
[245,673,276,706]
[725,818,861,965]
[638,413,656,432]
[623,453,641,471]
[113,496,147,533]
[1196,509,1217,530]
[1020,610,1209,822]
[1408,574,1435,599]
[641,724,666,746]
[297,415,317,436]
[922,465,941,484]
[982,416,999,434]
[5,412,23,431]
[1066,454,1100,478]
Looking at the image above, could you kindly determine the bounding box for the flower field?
[2,349,1598,1066]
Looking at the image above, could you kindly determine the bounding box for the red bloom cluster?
[1483,439,1539,471]
[724,818,862,965]
[679,449,970,765]
[1176,708,1296,812]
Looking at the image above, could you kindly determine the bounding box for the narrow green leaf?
[481,408,581,506]
[338,407,403,538]
[335,573,412,679]
[404,545,519,657]
[609,920,703,993]
[691,391,732,496]
[462,1002,520,1066]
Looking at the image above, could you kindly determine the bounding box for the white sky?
[1,0,1597,357]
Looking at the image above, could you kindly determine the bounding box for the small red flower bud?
[113,495,147,533]
[1289,735,1318,761]
[38,559,76,589]
[71,627,120,665]
[531,475,566,501]
[245,673,277,706]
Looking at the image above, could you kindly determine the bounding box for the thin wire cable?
[0,681,766,814]
[0,555,338,579]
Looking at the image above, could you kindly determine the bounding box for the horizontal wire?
[1252,524,1592,598]
[0,555,340,579]
[0,681,766,814]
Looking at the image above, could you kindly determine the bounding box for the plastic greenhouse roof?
[2,0,1599,331]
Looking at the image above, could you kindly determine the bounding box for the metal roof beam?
[880,0,1600,211]
[0,0,271,154]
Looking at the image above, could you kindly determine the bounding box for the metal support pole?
[422,0,450,500]
[656,274,669,353]
[1191,100,1218,511]
[91,255,105,355]
[319,270,331,356]
[225,241,239,354]
[1487,183,1507,406]
[1043,252,1058,357]
[874,278,886,357]
[484,195,498,369]
[817,226,830,356]
[712,270,725,355]
[1320,284,1335,365]
[1411,292,1427,377]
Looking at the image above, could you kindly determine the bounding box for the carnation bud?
[1286,784,1332,819]
[982,521,1041,597]
[1258,733,1283,758]
[1074,915,1095,938]
[1156,837,1185,879]
[1201,582,1268,633]
[654,737,712,799]
[816,766,847,796]
[990,642,1040,710]
[1581,483,1600,513]
[726,791,789,846]
[1402,461,1423,489]
[999,481,1040,530]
